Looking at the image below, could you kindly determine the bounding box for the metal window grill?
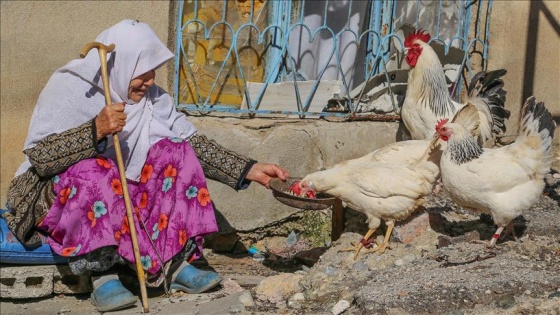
[174,0,494,119]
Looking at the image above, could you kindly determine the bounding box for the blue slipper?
[170,264,222,294]
[90,279,137,312]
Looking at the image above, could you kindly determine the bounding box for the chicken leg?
[488,223,520,248]
[370,220,395,255]
[339,228,377,260]
[488,226,504,247]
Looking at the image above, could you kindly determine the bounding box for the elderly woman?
[4,19,287,312]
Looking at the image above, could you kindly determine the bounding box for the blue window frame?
[174,0,495,119]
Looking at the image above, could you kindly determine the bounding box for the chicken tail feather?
[467,69,510,137]
[516,96,556,175]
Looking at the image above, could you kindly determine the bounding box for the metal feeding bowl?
[270,177,336,210]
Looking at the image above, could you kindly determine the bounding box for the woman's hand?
[245,163,289,189]
[95,102,126,140]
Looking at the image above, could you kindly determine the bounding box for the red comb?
[435,118,449,131]
[404,29,431,48]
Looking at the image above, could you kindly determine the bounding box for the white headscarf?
[17,19,196,180]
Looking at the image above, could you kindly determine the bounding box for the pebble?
[325,266,337,275]
[239,290,256,307]
[331,299,350,315]
[290,293,305,301]
[495,294,515,309]
[548,291,560,299]
[57,307,71,314]
[352,261,368,271]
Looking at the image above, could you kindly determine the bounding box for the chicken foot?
[339,228,377,260]
[369,220,395,255]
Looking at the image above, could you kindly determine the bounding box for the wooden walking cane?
[80,42,150,313]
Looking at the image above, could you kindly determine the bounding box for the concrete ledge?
[0,265,91,299]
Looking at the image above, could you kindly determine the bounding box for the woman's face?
[128,70,156,103]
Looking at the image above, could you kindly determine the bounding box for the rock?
[438,231,481,248]
[290,293,306,301]
[238,290,255,307]
[255,273,304,303]
[294,247,328,267]
[221,278,244,295]
[495,294,516,309]
[548,291,560,299]
[205,232,239,252]
[288,292,306,308]
[351,261,368,271]
[324,266,337,275]
[392,211,430,244]
[331,299,350,315]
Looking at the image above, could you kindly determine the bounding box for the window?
[174,0,494,119]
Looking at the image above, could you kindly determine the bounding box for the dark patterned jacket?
[4,118,256,247]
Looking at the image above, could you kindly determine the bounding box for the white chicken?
[436,97,556,247]
[296,138,445,259]
[401,29,510,145]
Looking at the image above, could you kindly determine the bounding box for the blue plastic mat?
[0,209,66,264]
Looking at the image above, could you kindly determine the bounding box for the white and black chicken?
[401,29,510,145]
[436,97,556,247]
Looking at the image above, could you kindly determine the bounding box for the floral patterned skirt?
[38,138,218,276]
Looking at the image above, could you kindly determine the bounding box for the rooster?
[401,29,510,145]
[436,97,556,247]
[294,137,446,259]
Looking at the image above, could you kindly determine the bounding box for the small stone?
[552,173,560,179]
[290,293,305,301]
[238,290,255,307]
[438,235,453,248]
[485,290,492,295]
[495,294,516,309]
[402,253,416,264]
[548,291,560,299]
[325,266,337,275]
[294,247,327,267]
[394,259,404,267]
[331,299,350,315]
[352,261,368,271]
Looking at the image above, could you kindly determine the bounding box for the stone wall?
[188,115,399,230]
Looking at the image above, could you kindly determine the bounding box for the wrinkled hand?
[95,102,126,140]
[245,163,289,189]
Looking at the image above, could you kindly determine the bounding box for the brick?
[0,265,92,299]
[0,266,54,298]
